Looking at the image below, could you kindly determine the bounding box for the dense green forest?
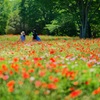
[0,0,100,38]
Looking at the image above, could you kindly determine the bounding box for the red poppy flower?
[22,72,30,79]
[13,57,19,62]
[70,89,82,98]
[7,80,15,87]
[48,83,57,90]
[35,80,42,88]
[2,64,8,72]
[8,86,14,92]
[92,87,100,95]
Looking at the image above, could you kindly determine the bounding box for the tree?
[62,0,100,38]
[5,0,21,34]
[0,0,99,36]
[46,0,100,38]
[0,0,10,34]
[76,0,100,38]
[19,0,57,33]
[5,10,21,34]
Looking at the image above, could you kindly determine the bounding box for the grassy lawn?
[0,35,100,100]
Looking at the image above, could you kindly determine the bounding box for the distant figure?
[20,31,26,42]
[32,29,41,41]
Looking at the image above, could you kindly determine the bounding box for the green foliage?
[45,10,77,36]
[19,0,42,32]
[0,0,21,34]
[5,10,21,34]
[0,0,10,34]
[29,32,33,36]
[0,0,99,37]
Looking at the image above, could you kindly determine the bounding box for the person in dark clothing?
[32,29,41,41]
[33,29,37,40]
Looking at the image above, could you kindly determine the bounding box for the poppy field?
[0,35,100,100]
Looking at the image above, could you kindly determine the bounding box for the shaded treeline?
[0,0,100,38]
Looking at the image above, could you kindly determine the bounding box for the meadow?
[0,35,100,100]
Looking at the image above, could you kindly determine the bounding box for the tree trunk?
[87,21,92,38]
[79,0,90,39]
[80,15,87,38]
[82,26,87,38]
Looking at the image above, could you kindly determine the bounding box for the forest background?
[0,0,100,38]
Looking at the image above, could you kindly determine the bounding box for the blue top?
[36,35,41,41]
[20,35,25,41]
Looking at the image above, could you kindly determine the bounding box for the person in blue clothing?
[32,29,41,41]
[20,31,26,42]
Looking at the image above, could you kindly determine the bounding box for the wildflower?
[28,68,34,73]
[48,83,57,90]
[2,75,9,80]
[8,86,14,92]
[30,77,35,82]
[62,68,69,76]
[49,76,54,81]
[35,80,42,88]
[22,72,30,79]
[33,57,42,63]
[7,80,15,87]
[11,63,19,72]
[0,70,3,76]
[30,50,35,55]
[41,82,47,88]
[53,77,59,83]
[9,70,13,75]
[24,60,31,66]
[49,76,59,83]
[39,71,45,77]
[92,87,100,95]
[13,57,19,62]
[50,49,56,54]
[50,58,56,62]
[73,81,79,86]
[49,63,57,68]
[87,63,92,68]
[69,87,75,91]
[2,64,8,72]
[70,89,82,98]
[0,57,5,61]
[85,80,90,85]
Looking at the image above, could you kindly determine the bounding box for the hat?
[21,31,25,35]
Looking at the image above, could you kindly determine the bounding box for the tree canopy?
[0,0,100,38]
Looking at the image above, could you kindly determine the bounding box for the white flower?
[90,68,95,72]
[30,77,35,82]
